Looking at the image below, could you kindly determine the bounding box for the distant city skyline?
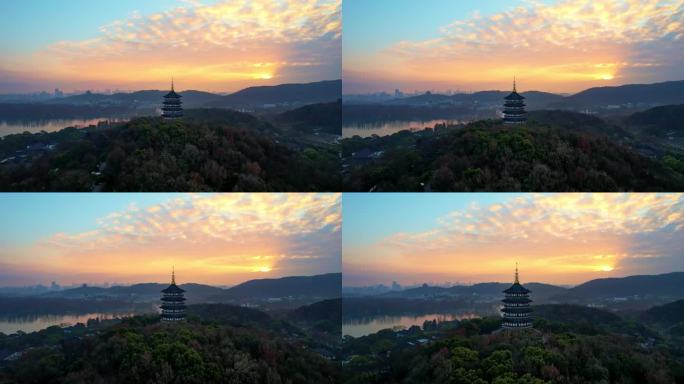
[343,0,684,94]
[0,0,341,93]
[0,194,341,286]
[343,193,684,286]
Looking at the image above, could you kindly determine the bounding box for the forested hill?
[342,118,684,192]
[341,304,684,383]
[275,100,341,135]
[0,304,339,383]
[625,104,684,137]
[0,109,341,192]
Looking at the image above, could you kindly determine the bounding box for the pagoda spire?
[513,76,517,92]
[171,77,174,92]
[514,262,519,284]
[172,266,175,285]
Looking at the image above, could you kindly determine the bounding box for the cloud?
[343,194,684,285]
[347,0,684,93]
[2,0,341,92]
[6,194,341,285]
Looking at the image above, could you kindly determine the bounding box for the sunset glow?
[0,194,341,286]
[0,0,341,93]
[343,0,684,93]
[343,194,684,286]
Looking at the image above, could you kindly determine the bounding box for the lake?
[0,312,138,334]
[342,120,459,138]
[0,117,129,136]
[343,312,480,338]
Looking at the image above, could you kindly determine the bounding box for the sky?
[0,0,341,93]
[0,193,341,286]
[343,193,684,287]
[343,0,684,94]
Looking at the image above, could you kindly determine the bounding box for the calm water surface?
[342,120,458,138]
[0,312,137,334]
[343,313,480,338]
[0,118,129,136]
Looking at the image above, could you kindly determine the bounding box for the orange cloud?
[344,194,684,285]
[4,194,341,285]
[345,0,684,93]
[2,0,341,92]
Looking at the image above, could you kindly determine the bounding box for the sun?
[596,74,615,80]
[253,73,274,80]
[254,266,272,273]
[596,265,614,272]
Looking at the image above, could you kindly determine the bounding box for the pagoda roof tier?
[161,304,187,310]
[502,317,533,323]
[164,90,182,98]
[502,297,532,304]
[503,283,531,294]
[161,284,185,294]
[501,306,533,313]
[505,91,525,100]
[161,295,186,302]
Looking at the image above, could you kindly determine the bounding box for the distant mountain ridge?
[39,273,341,303]
[348,272,684,304]
[354,80,684,109]
[562,80,684,107]
[40,80,341,109]
[206,80,341,108]
[556,271,684,302]
[220,273,341,299]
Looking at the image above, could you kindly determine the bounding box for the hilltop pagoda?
[501,263,533,329]
[161,79,183,120]
[502,78,527,124]
[160,267,186,322]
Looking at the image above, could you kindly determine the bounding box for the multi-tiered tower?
[160,267,186,322]
[161,79,183,120]
[502,78,526,124]
[501,263,533,329]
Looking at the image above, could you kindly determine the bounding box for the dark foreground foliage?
[0,308,340,384]
[342,305,684,384]
[0,109,340,192]
[342,119,684,192]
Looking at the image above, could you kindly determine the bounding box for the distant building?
[161,79,183,120]
[160,267,186,322]
[501,263,533,329]
[502,78,527,124]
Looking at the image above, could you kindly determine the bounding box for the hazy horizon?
[343,0,684,94]
[341,78,684,97]
[342,269,683,289]
[0,78,342,97]
[0,270,340,289]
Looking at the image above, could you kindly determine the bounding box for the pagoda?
[161,79,183,120]
[501,263,533,329]
[502,77,526,124]
[160,267,186,322]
